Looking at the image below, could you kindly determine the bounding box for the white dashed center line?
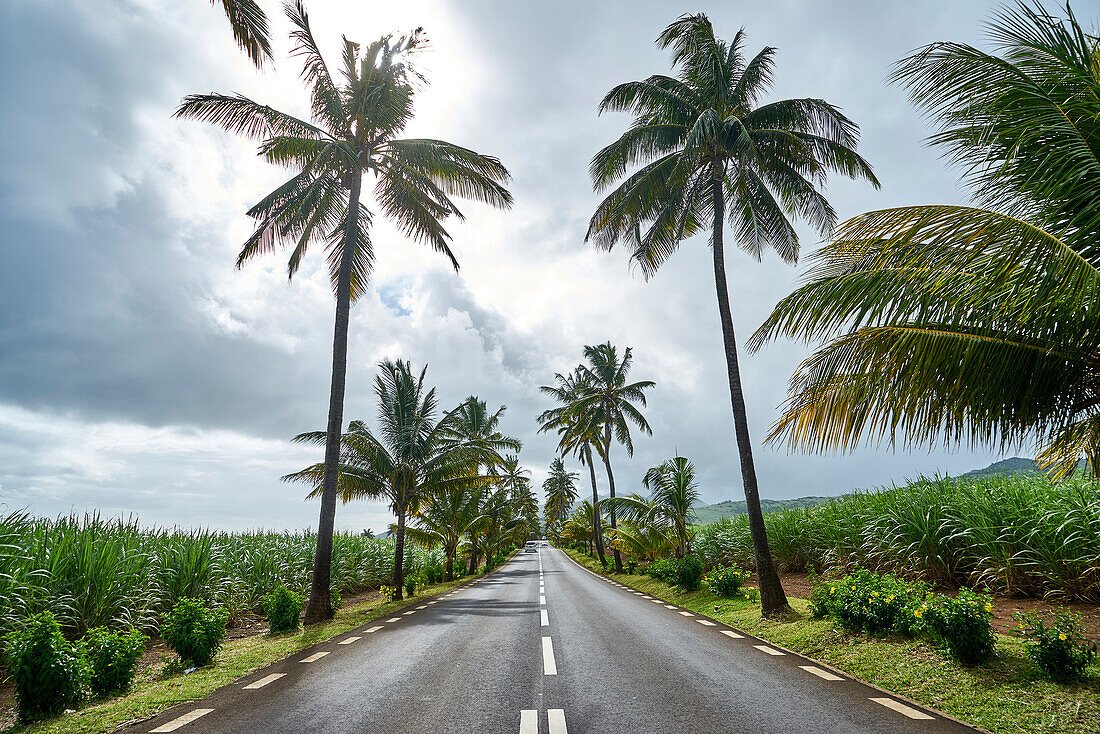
[541,609,549,626]
[548,708,569,734]
[720,630,744,639]
[300,651,330,663]
[540,595,546,605]
[150,708,214,732]
[542,636,558,675]
[339,636,362,645]
[799,665,843,681]
[870,697,934,719]
[242,673,284,690]
[753,645,784,656]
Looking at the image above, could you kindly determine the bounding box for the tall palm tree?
[751,3,1100,480]
[177,3,512,623]
[211,0,273,68]
[606,456,700,557]
[494,455,539,537]
[284,360,493,600]
[574,342,654,571]
[543,458,579,543]
[538,368,608,564]
[586,14,878,615]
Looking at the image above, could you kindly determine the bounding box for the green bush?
[421,559,445,584]
[262,586,303,634]
[84,627,146,697]
[625,559,638,574]
[917,589,996,665]
[3,612,87,723]
[703,566,747,597]
[813,570,928,636]
[404,575,417,597]
[330,588,343,611]
[380,585,399,602]
[675,555,704,591]
[647,558,677,583]
[1015,610,1097,680]
[162,598,228,667]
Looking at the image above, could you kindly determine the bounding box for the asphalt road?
[134,548,979,734]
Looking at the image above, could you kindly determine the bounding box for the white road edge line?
[870,697,934,720]
[541,609,549,626]
[339,635,362,644]
[300,651,330,663]
[697,619,716,626]
[150,708,214,732]
[799,665,843,681]
[519,709,538,734]
[753,645,784,656]
[542,636,558,675]
[548,708,568,734]
[242,673,284,690]
[720,630,744,639]
[678,611,693,617]
[664,604,677,609]
[386,617,400,622]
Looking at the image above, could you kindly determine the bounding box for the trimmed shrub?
[84,627,146,697]
[422,560,445,584]
[917,589,996,664]
[675,555,704,591]
[3,612,87,723]
[1015,610,1097,680]
[263,586,303,634]
[404,575,417,597]
[813,570,928,636]
[162,598,228,667]
[647,558,677,583]
[703,566,747,597]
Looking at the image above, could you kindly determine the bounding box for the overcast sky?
[3,0,1065,532]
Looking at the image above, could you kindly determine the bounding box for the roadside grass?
[1,577,468,734]
[565,549,1100,734]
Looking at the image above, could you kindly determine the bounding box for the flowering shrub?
[1014,610,1097,680]
[916,589,996,664]
[704,566,747,597]
[811,570,927,636]
[380,585,399,602]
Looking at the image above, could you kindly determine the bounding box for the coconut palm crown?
[751,2,1100,480]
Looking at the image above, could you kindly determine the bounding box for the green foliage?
[917,589,997,665]
[162,598,227,668]
[693,473,1100,603]
[703,566,747,597]
[675,555,704,591]
[262,586,303,635]
[813,570,927,636]
[1015,610,1098,681]
[624,559,638,574]
[404,576,417,597]
[83,627,147,697]
[647,558,678,583]
[329,588,342,611]
[3,612,87,723]
[379,585,399,602]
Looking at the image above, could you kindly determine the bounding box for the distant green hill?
[959,457,1038,478]
[691,496,837,524]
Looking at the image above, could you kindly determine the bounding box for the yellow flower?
[984,603,992,612]
[914,609,923,619]
[1059,633,1067,641]
[830,587,836,594]
[1018,623,1026,630]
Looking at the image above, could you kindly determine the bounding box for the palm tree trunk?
[709,175,790,617]
[445,549,454,582]
[393,508,406,601]
[601,426,623,572]
[303,172,362,625]
[584,443,606,565]
[468,539,479,574]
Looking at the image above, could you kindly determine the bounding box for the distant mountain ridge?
[960,457,1038,478]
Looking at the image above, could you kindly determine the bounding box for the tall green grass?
[693,473,1100,602]
[0,513,444,637]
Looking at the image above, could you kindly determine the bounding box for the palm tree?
[443,397,521,570]
[751,3,1100,480]
[405,486,483,581]
[284,360,493,600]
[211,0,272,68]
[586,14,878,615]
[608,514,674,562]
[606,456,700,558]
[543,458,580,543]
[538,368,608,565]
[574,342,654,571]
[495,456,539,537]
[561,501,597,554]
[177,3,512,623]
